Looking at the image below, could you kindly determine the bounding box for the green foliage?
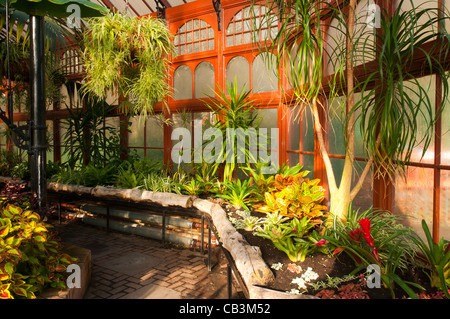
[115,157,164,190]
[82,12,174,117]
[61,97,122,169]
[204,81,260,182]
[0,204,77,299]
[82,163,117,187]
[0,150,24,178]
[324,206,422,299]
[216,179,256,211]
[255,167,328,223]
[411,220,450,298]
[252,213,322,262]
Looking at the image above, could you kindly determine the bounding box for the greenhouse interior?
[0,0,449,301]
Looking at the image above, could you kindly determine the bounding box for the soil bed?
[224,206,440,299]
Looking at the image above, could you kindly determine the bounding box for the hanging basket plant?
[82,12,175,117]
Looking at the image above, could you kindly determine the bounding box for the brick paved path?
[52,220,243,299]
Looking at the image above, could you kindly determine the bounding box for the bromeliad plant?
[324,206,422,299]
[216,179,257,211]
[411,220,450,298]
[0,204,77,299]
[253,213,326,262]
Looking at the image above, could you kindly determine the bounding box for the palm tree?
[256,0,449,222]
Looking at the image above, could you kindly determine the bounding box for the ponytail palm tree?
[256,0,449,222]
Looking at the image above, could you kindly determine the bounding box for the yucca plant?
[204,81,261,182]
[82,12,174,118]
[256,0,450,222]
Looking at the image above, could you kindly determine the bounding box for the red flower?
[314,239,329,246]
[357,218,375,248]
[349,229,362,241]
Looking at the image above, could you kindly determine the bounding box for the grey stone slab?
[97,251,163,276]
[121,284,182,299]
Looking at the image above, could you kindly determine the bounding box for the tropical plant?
[204,81,261,182]
[216,179,256,211]
[82,12,174,118]
[324,206,422,298]
[255,0,450,222]
[0,204,78,299]
[255,170,328,224]
[61,97,122,168]
[411,220,450,298]
[253,213,319,262]
[81,163,117,187]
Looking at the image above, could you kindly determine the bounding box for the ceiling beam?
[123,0,141,16]
[159,0,172,8]
[101,0,118,12]
[142,0,155,13]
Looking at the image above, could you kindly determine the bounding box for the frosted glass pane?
[128,116,144,147]
[147,149,164,162]
[194,62,215,98]
[326,16,346,76]
[398,0,439,36]
[351,160,373,212]
[328,96,346,156]
[404,75,435,164]
[442,75,450,165]
[226,56,249,92]
[287,107,300,151]
[145,115,164,148]
[173,65,192,100]
[252,53,278,93]
[302,106,314,153]
[288,152,299,167]
[301,154,314,178]
[256,108,277,129]
[394,167,434,231]
[172,112,192,131]
[440,170,450,239]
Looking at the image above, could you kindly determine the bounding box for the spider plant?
[82,12,174,118]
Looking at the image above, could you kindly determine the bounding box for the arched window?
[194,62,215,98]
[225,5,277,47]
[174,19,214,56]
[173,65,192,100]
[252,53,278,93]
[226,56,249,92]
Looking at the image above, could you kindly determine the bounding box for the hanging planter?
[82,12,175,118]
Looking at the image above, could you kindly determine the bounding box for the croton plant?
[0,204,77,299]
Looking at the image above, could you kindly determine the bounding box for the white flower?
[302,267,319,282]
[271,262,283,270]
[287,289,302,295]
[292,277,307,289]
